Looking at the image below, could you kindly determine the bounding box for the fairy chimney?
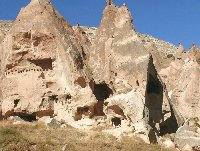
[175,43,184,60]
[106,0,113,6]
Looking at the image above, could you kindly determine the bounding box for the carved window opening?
[93,83,113,116]
[29,58,53,70]
[111,117,121,127]
[14,99,20,108]
[74,106,91,121]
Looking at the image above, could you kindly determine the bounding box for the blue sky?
[0,0,200,49]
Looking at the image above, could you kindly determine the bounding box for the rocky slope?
[0,0,199,150]
[0,24,177,57]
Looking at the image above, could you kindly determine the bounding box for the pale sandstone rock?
[0,1,199,150]
[88,2,148,87]
[175,43,184,60]
[159,48,200,126]
[174,125,200,149]
[182,145,192,151]
[0,0,176,140]
[104,90,144,124]
[171,60,200,120]
[38,116,52,125]
[87,1,178,141]
[88,1,152,132]
[197,128,200,134]
[0,0,90,118]
[161,139,175,149]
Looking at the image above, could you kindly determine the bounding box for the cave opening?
[12,112,37,122]
[111,117,121,127]
[92,82,113,116]
[65,94,72,100]
[159,107,179,136]
[145,56,178,140]
[145,56,163,143]
[107,105,126,119]
[29,58,53,70]
[93,83,113,101]
[74,106,91,121]
[145,56,163,129]
[14,99,20,108]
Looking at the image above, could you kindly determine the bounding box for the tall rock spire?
[106,0,113,6]
[0,0,87,116]
[89,1,147,90]
[175,43,184,60]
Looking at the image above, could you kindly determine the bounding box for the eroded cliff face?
[0,0,94,120]
[160,45,200,122]
[0,0,175,133]
[89,4,148,84]
[0,0,199,148]
[87,4,150,125]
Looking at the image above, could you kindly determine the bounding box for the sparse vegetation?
[0,124,30,151]
[196,122,200,128]
[197,58,200,64]
[0,121,177,151]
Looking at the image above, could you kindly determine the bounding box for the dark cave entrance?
[14,99,20,108]
[93,83,113,101]
[29,58,53,70]
[111,117,121,127]
[92,82,113,116]
[12,112,37,122]
[145,56,163,143]
[145,56,163,129]
[145,56,178,141]
[159,107,179,136]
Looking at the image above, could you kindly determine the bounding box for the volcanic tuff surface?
[0,0,200,150]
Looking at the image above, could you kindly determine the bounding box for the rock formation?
[0,0,199,149]
[0,0,94,120]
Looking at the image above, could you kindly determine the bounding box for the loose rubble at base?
[0,0,200,150]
